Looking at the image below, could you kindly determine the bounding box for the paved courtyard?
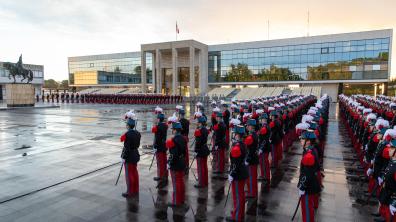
[0,102,378,221]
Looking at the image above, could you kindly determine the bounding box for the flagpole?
[176,21,178,41]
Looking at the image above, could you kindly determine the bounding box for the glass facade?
[208,37,390,82]
[68,52,152,85]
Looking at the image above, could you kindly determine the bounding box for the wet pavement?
[0,102,377,221]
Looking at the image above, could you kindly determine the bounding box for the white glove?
[258,150,263,155]
[228,175,233,182]
[390,205,396,216]
[299,189,305,196]
[215,146,219,150]
[371,159,374,165]
[194,152,198,157]
[245,161,249,166]
[167,164,170,170]
[366,168,373,177]
[364,144,368,151]
[121,158,125,164]
[378,177,384,186]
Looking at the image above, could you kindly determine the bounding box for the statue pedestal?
[5,84,35,107]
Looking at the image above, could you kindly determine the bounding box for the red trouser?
[276,142,283,161]
[271,144,278,168]
[246,165,258,197]
[381,204,396,222]
[214,149,225,173]
[124,163,139,195]
[156,152,168,179]
[259,152,271,184]
[170,170,185,205]
[184,136,189,169]
[225,127,230,147]
[231,179,246,221]
[196,157,208,187]
[301,194,315,222]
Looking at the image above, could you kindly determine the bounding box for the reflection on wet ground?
[0,102,376,221]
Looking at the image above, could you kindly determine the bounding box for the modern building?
[0,62,44,101]
[68,29,392,100]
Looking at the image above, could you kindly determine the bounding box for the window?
[321,47,329,54]
[373,65,381,71]
[89,63,94,67]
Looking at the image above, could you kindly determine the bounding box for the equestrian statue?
[3,55,34,83]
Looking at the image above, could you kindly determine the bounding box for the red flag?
[176,22,179,34]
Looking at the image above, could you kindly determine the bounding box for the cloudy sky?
[0,0,395,80]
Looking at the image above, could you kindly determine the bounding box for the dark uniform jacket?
[121,129,141,164]
[168,134,187,171]
[194,127,210,157]
[297,149,321,194]
[373,141,390,178]
[245,131,259,165]
[379,160,396,205]
[180,118,190,137]
[258,123,271,153]
[223,109,231,128]
[213,122,227,149]
[269,119,283,144]
[229,141,249,181]
[153,122,168,152]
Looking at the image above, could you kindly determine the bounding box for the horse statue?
[3,55,34,84]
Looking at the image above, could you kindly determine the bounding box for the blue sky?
[0,0,395,80]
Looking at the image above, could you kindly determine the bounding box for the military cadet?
[212,112,227,178]
[152,110,169,184]
[391,103,396,127]
[194,116,210,188]
[166,122,187,207]
[65,93,70,103]
[36,94,39,102]
[76,93,80,103]
[221,101,231,148]
[120,112,141,198]
[51,93,54,103]
[227,125,249,222]
[61,93,64,103]
[71,92,75,103]
[269,109,283,168]
[297,130,322,222]
[377,140,396,222]
[244,118,259,198]
[178,109,190,174]
[258,113,271,192]
[46,93,49,102]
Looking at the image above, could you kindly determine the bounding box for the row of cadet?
[36,93,183,104]
[339,94,396,222]
[119,94,330,221]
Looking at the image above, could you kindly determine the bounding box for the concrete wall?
[317,83,339,102]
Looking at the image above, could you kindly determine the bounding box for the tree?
[224,63,253,82]
[44,79,59,89]
[114,66,121,73]
[59,80,69,89]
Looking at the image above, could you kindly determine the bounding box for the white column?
[199,49,205,95]
[141,51,147,93]
[172,48,178,95]
[155,49,161,93]
[152,51,156,93]
[189,46,195,97]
